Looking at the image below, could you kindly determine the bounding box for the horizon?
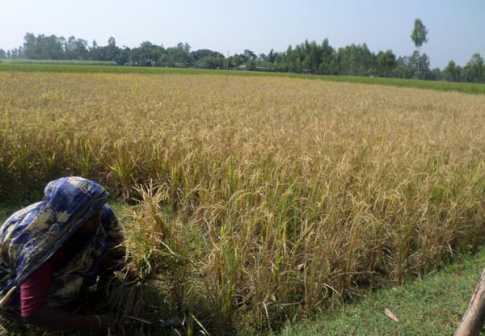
[1,0,484,68]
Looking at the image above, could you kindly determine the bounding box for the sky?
[1,0,484,68]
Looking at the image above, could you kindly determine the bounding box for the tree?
[22,33,65,59]
[464,53,484,83]
[376,50,397,77]
[108,37,116,47]
[105,37,120,61]
[126,41,165,66]
[176,42,191,55]
[191,49,225,69]
[65,36,88,59]
[23,33,37,58]
[302,40,321,73]
[409,19,429,80]
[267,49,277,63]
[409,51,431,79]
[411,19,428,49]
[114,47,131,65]
[394,52,430,80]
[318,39,337,74]
[430,68,442,81]
[0,49,5,59]
[336,44,376,76]
[243,49,257,69]
[443,60,463,82]
[158,43,191,67]
[395,56,413,79]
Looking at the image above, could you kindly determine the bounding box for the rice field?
[3,62,485,95]
[1,71,485,335]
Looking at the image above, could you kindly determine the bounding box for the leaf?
[384,308,399,322]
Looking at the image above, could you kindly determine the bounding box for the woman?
[0,176,124,333]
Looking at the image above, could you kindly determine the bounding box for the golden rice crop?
[1,72,485,334]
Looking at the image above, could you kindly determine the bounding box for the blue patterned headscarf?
[0,177,109,298]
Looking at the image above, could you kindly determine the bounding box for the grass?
[1,71,485,335]
[279,250,485,336]
[1,61,485,95]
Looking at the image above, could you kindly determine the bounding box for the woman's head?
[0,177,110,288]
[43,176,109,238]
[44,177,108,211]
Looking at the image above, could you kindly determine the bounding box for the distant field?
[0,58,115,65]
[1,71,485,335]
[1,61,485,95]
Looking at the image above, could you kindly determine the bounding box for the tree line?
[1,20,484,83]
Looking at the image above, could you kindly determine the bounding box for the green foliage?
[464,53,485,83]
[4,31,485,84]
[444,60,463,82]
[376,50,397,77]
[442,55,485,84]
[23,33,65,60]
[191,49,225,69]
[335,43,376,76]
[411,19,428,48]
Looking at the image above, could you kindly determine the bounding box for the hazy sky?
[1,0,484,68]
